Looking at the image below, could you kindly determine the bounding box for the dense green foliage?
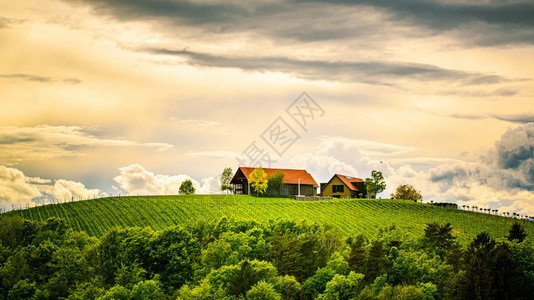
[250,167,268,196]
[364,170,386,198]
[391,184,423,202]
[1,216,533,299]
[220,167,233,194]
[508,222,528,243]
[267,171,285,197]
[5,195,534,245]
[179,179,196,195]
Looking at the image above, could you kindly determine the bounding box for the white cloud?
[198,176,223,194]
[498,198,534,217]
[0,165,42,208]
[0,125,174,163]
[290,153,359,183]
[113,164,221,195]
[318,137,417,157]
[38,179,106,201]
[25,176,52,184]
[0,165,106,210]
[290,136,406,184]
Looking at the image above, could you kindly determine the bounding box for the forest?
[0,215,533,299]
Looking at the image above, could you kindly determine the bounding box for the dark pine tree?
[348,234,367,274]
[423,222,456,259]
[458,232,496,300]
[228,259,260,297]
[491,243,528,300]
[364,239,387,284]
[507,222,527,243]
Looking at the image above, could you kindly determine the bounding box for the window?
[332,185,344,193]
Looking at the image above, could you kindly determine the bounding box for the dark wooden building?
[230,167,318,196]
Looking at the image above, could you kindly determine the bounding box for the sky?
[1,0,534,215]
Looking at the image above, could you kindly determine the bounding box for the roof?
[330,174,364,191]
[232,167,319,187]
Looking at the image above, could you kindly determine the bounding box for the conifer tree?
[348,234,367,274]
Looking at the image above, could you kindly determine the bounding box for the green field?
[4,195,533,244]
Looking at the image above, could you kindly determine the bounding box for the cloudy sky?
[1,0,533,215]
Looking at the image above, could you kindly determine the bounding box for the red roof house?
[230,167,318,196]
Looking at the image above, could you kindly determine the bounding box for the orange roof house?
[230,167,318,196]
[321,174,367,198]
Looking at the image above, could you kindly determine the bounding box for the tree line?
[1,215,532,299]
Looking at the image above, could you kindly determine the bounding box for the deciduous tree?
[250,167,268,196]
[267,171,285,197]
[390,184,422,202]
[179,179,195,195]
[246,281,281,300]
[364,170,386,199]
[220,167,233,194]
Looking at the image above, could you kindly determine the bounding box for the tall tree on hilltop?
[220,167,233,194]
[364,170,386,199]
[390,184,422,202]
[179,179,195,195]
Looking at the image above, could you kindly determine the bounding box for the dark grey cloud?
[492,113,534,124]
[305,0,534,45]
[448,113,487,120]
[0,73,81,84]
[0,17,24,29]
[484,123,534,190]
[494,123,534,169]
[418,109,534,123]
[428,123,534,192]
[147,47,512,86]
[331,0,534,29]
[0,73,53,83]
[67,0,534,46]
[0,17,8,28]
[0,135,36,145]
[62,78,82,85]
[429,164,470,183]
[69,0,260,27]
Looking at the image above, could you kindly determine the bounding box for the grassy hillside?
[4,195,533,244]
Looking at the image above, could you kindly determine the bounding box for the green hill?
[4,195,533,244]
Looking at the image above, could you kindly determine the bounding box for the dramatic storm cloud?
[66,0,534,46]
[490,123,534,189]
[146,48,514,87]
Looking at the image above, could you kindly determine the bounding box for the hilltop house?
[321,174,367,198]
[230,167,318,196]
